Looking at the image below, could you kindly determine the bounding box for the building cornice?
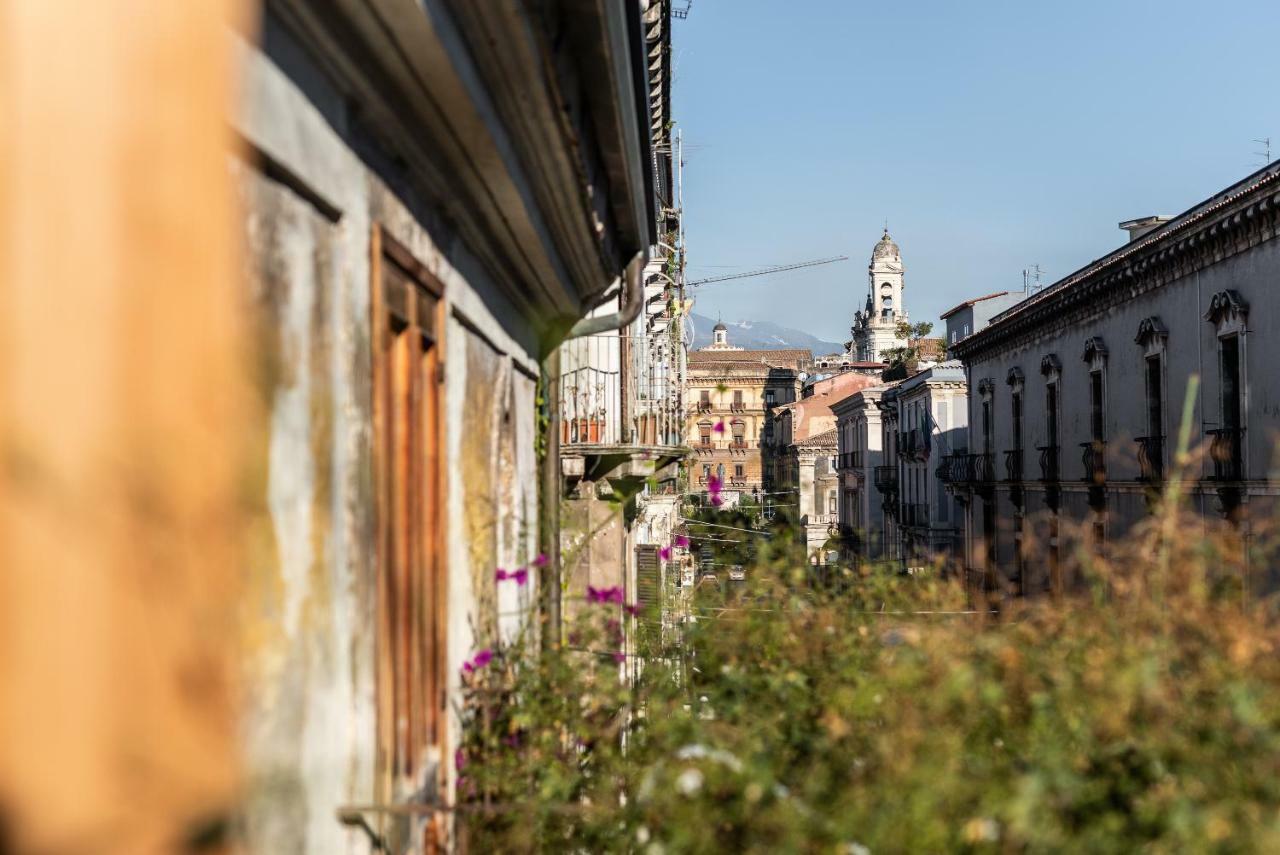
[954,165,1280,361]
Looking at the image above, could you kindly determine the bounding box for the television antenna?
[1022,264,1046,295]
[1255,137,1273,166]
[673,1,692,19]
[687,255,848,288]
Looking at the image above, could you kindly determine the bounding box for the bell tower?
[848,228,910,363]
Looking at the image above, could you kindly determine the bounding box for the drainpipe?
[540,252,647,649]
[567,252,647,338]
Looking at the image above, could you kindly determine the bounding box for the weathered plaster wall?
[233,21,541,854]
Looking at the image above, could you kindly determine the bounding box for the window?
[699,389,710,410]
[981,399,992,455]
[962,323,970,336]
[1011,392,1022,450]
[950,330,957,344]
[1090,371,1105,443]
[829,493,838,514]
[1046,384,1059,450]
[371,226,445,796]
[1145,356,1162,439]
[698,420,712,445]
[734,463,745,480]
[1221,335,1241,431]
[731,419,746,446]
[716,463,725,483]
[733,389,743,410]
[765,389,776,406]
[702,464,712,481]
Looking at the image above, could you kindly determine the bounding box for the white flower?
[675,767,704,795]
[843,844,871,855]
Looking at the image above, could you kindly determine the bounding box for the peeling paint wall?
[232,18,541,854]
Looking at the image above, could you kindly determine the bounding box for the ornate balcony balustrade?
[1004,448,1023,482]
[1081,440,1106,485]
[1037,445,1060,482]
[873,465,898,493]
[903,503,930,528]
[1207,428,1243,482]
[1136,435,1164,483]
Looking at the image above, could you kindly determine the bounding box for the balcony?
[1037,445,1060,482]
[1206,427,1244,518]
[1081,440,1106,485]
[729,402,746,413]
[903,503,930,528]
[1038,444,1060,511]
[873,465,898,493]
[938,453,993,489]
[1207,428,1243,482]
[1135,435,1164,483]
[559,332,688,483]
[851,450,864,469]
[1004,448,1023,482]
[937,453,961,484]
[696,401,713,414]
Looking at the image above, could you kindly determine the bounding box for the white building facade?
[833,386,891,562]
[951,163,1280,601]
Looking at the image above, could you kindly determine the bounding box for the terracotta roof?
[939,291,1012,320]
[688,348,810,370]
[796,427,838,449]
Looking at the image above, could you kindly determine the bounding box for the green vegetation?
[459,489,1280,852]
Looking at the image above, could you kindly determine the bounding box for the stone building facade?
[833,385,892,561]
[776,372,881,563]
[685,332,807,508]
[950,162,1280,601]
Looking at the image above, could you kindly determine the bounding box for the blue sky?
[673,0,1280,342]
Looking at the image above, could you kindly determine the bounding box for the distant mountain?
[689,313,842,355]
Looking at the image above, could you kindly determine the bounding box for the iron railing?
[903,503,930,528]
[1135,435,1164,483]
[1081,440,1106,485]
[1004,448,1023,482]
[1038,445,1060,482]
[560,331,684,449]
[874,465,898,492]
[1207,427,1243,481]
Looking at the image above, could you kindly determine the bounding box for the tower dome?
[713,321,727,332]
[871,228,900,262]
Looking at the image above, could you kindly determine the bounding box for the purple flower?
[512,567,528,586]
[659,546,672,561]
[472,648,494,669]
[713,420,725,434]
[533,553,549,567]
[675,535,690,548]
[588,585,624,604]
[495,568,510,582]
[625,604,641,617]
[455,747,466,772]
[711,496,724,507]
[612,651,626,664]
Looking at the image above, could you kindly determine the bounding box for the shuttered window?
[372,226,445,803]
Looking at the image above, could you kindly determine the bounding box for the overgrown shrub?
[458,493,1280,852]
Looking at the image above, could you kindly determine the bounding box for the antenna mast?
[1255,137,1273,166]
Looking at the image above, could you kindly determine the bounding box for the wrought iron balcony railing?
[1004,448,1023,482]
[1038,445,1060,483]
[1207,427,1243,482]
[970,452,995,484]
[937,453,961,483]
[1135,435,1164,483]
[1081,440,1106,485]
[873,465,898,492]
[903,503,930,528]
